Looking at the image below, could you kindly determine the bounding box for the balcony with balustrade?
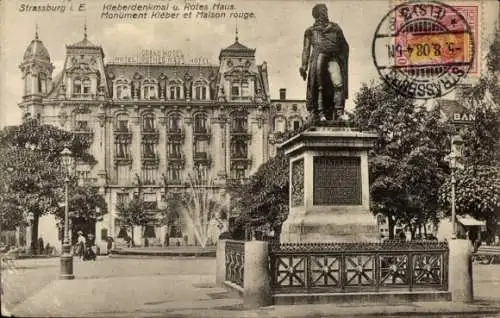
[166,152,185,166]
[193,126,212,141]
[166,127,185,142]
[193,152,212,167]
[114,126,133,141]
[141,152,160,167]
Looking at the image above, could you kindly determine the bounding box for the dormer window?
[169,86,182,100]
[82,78,91,94]
[193,79,209,100]
[114,79,131,100]
[77,120,88,131]
[231,81,250,100]
[74,78,82,94]
[195,86,207,100]
[231,85,240,97]
[142,80,157,100]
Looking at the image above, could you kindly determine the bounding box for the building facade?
[18,29,306,248]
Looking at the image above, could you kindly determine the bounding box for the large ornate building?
[18,28,307,247]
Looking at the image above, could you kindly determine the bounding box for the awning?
[456,215,486,226]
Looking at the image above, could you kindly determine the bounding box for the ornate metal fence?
[269,241,448,294]
[225,240,245,288]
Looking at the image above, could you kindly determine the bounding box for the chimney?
[279,88,286,100]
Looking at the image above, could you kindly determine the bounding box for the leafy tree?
[437,27,500,240]
[116,195,155,246]
[0,147,64,250]
[353,82,450,239]
[0,118,96,252]
[55,183,108,243]
[228,130,294,240]
[159,191,183,246]
[439,166,500,228]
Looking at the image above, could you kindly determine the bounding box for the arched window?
[116,114,129,132]
[38,73,47,94]
[82,78,91,94]
[231,140,248,158]
[168,114,182,133]
[194,113,207,133]
[73,78,82,94]
[142,113,155,132]
[142,80,157,100]
[231,113,247,133]
[169,86,182,99]
[193,80,209,100]
[115,79,131,100]
[168,80,183,100]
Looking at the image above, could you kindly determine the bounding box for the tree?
[228,130,295,240]
[55,183,108,243]
[437,27,500,240]
[159,192,183,246]
[0,147,64,250]
[116,196,155,247]
[353,82,450,239]
[0,118,96,252]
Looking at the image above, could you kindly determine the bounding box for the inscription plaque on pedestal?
[313,156,361,205]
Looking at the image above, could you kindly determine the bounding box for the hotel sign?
[111,48,209,65]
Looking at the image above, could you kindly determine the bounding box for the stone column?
[449,239,473,302]
[243,241,272,308]
[215,239,227,286]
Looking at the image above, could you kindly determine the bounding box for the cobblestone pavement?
[2,256,500,317]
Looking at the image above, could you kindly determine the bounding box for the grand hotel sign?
[111,48,209,65]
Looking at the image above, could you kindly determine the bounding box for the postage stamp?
[372,1,476,99]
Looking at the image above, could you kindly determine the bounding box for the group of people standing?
[75,231,96,261]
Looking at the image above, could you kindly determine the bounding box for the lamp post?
[450,135,464,239]
[60,147,74,280]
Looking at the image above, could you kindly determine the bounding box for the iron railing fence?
[225,240,245,288]
[269,241,448,294]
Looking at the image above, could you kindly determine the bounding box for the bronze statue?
[300,4,349,122]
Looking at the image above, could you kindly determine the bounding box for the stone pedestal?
[243,241,272,308]
[449,239,473,302]
[215,239,227,286]
[279,124,378,243]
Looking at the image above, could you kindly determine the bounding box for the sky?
[0,0,498,127]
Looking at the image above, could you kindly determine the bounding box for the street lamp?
[60,147,74,280]
[450,135,464,239]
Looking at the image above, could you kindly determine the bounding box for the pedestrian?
[76,231,86,259]
[38,237,44,255]
[84,234,96,261]
[164,231,170,247]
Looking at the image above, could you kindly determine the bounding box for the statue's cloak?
[305,22,349,115]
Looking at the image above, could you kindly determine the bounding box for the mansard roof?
[219,40,255,59]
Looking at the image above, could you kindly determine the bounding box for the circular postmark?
[372,1,475,99]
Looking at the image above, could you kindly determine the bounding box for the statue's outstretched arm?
[300,31,311,80]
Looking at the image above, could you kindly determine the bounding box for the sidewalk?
[8,273,500,317]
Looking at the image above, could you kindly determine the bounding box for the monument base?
[280,209,378,243]
[278,123,379,244]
